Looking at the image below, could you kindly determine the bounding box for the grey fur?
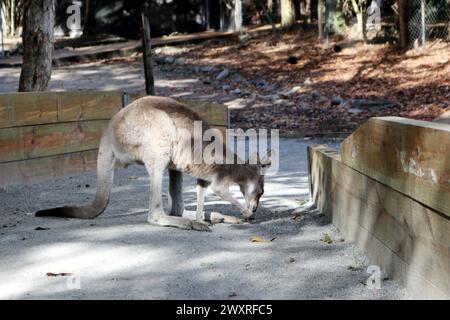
[36,96,271,231]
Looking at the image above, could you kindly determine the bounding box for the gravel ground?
[0,138,410,299]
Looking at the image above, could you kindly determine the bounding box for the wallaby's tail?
[36,130,116,219]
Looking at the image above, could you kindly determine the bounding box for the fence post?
[421,0,426,47]
[398,0,408,47]
[141,2,155,95]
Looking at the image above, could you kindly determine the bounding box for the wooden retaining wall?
[0,92,229,187]
[308,117,450,299]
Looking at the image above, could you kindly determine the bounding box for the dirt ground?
[1,28,448,136]
[1,32,435,299]
[0,138,409,299]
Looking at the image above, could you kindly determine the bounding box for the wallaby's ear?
[259,149,275,175]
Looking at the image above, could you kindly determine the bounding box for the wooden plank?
[309,145,450,299]
[0,149,98,187]
[0,120,109,163]
[0,91,123,129]
[341,117,450,218]
[58,91,123,122]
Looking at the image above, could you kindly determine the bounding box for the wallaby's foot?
[148,214,211,232]
[210,212,241,225]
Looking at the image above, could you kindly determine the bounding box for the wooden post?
[234,0,243,33]
[141,2,155,95]
[421,0,426,47]
[398,0,408,47]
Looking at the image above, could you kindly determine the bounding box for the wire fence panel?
[407,0,450,47]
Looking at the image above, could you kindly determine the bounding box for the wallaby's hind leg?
[168,169,184,217]
[145,160,209,232]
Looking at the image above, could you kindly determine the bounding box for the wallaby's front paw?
[191,221,211,232]
[222,215,242,224]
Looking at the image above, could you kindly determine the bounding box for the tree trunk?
[281,0,296,29]
[10,0,16,36]
[318,0,325,38]
[268,0,273,12]
[234,0,242,32]
[19,0,55,92]
[300,0,311,24]
[351,0,368,42]
[398,0,408,47]
[84,0,97,35]
[356,12,368,42]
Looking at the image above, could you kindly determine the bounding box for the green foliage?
[330,11,348,34]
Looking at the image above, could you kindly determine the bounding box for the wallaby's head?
[239,151,274,220]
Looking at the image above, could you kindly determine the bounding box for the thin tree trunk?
[84,0,96,35]
[352,0,367,42]
[300,0,311,24]
[234,0,242,33]
[398,0,408,47]
[19,0,55,92]
[318,0,325,38]
[10,0,15,36]
[268,0,273,12]
[141,3,155,95]
[281,0,296,29]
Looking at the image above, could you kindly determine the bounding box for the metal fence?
[407,0,450,47]
[318,0,450,47]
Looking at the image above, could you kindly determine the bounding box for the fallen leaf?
[46,272,73,277]
[250,236,272,243]
[348,266,363,272]
[321,233,333,244]
[129,176,139,180]
[35,227,50,231]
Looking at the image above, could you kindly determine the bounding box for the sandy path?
[0,138,409,299]
[0,60,409,299]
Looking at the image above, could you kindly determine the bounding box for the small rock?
[331,96,342,106]
[202,79,211,85]
[222,84,231,90]
[231,74,243,83]
[304,78,313,86]
[281,86,302,97]
[174,57,184,65]
[200,65,215,72]
[228,292,238,297]
[238,33,251,44]
[164,56,175,64]
[233,88,241,94]
[216,68,230,80]
[288,257,295,263]
[311,91,324,99]
[347,108,363,114]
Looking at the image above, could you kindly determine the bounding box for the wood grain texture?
[0,91,123,129]
[0,120,109,163]
[0,149,98,187]
[341,117,450,218]
[309,144,450,299]
[0,92,229,186]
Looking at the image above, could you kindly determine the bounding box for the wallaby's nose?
[252,207,258,213]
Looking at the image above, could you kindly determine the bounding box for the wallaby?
[36,96,272,231]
